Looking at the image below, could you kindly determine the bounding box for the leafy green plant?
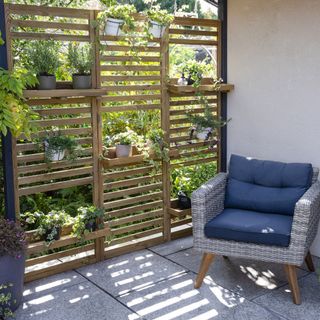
[20,211,44,231]
[67,43,93,75]
[182,60,208,87]
[26,40,61,76]
[98,1,137,33]
[36,210,71,244]
[111,129,142,146]
[145,7,174,26]
[0,218,27,258]
[72,206,104,239]
[0,68,38,138]
[0,284,13,320]
[146,129,169,162]
[44,130,78,162]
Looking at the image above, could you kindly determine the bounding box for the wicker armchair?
[192,163,320,305]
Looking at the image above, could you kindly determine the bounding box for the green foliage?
[0,31,4,46]
[72,206,104,239]
[182,60,208,87]
[187,95,230,132]
[0,218,27,258]
[98,2,137,33]
[146,128,169,162]
[0,283,13,320]
[36,210,71,243]
[20,211,44,231]
[110,129,142,145]
[26,40,61,76]
[146,8,174,26]
[67,43,93,75]
[0,68,38,138]
[171,162,217,197]
[44,130,78,162]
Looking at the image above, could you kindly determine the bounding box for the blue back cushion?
[225,155,313,215]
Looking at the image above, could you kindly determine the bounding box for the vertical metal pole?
[219,0,228,172]
[0,0,16,221]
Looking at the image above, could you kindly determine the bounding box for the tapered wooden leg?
[304,251,315,272]
[284,264,301,305]
[194,253,215,289]
[223,255,228,259]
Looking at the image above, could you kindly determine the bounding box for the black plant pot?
[0,253,25,312]
[85,221,97,232]
[187,75,194,85]
[44,227,61,242]
[178,191,192,210]
[37,74,56,90]
[72,74,92,89]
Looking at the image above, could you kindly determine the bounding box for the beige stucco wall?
[227,0,320,256]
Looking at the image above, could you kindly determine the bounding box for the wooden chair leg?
[194,253,215,289]
[222,255,228,259]
[304,251,315,272]
[284,264,301,305]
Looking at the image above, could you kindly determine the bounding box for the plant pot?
[72,74,92,89]
[44,141,65,161]
[187,74,202,85]
[0,253,25,312]
[85,221,97,232]
[115,144,132,158]
[178,192,191,210]
[196,128,212,140]
[37,74,56,90]
[104,18,124,36]
[149,21,165,38]
[44,227,61,242]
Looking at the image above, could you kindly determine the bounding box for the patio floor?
[15,237,320,320]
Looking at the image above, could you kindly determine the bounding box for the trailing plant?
[0,68,38,138]
[72,206,104,239]
[20,211,44,231]
[110,129,142,146]
[181,60,208,87]
[0,284,13,319]
[0,218,27,258]
[145,7,174,27]
[146,128,169,162]
[44,130,78,162]
[26,40,61,76]
[67,43,93,75]
[98,1,137,33]
[36,210,71,244]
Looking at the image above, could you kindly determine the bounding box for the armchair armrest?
[291,181,320,251]
[192,173,227,239]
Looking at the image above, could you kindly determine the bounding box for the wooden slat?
[173,16,220,27]
[169,28,218,36]
[101,45,160,53]
[11,32,90,42]
[99,35,160,43]
[101,94,161,103]
[11,19,89,31]
[101,65,161,72]
[100,84,161,92]
[101,75,160,82]
[103,165,154,180]
[36,107,91,116]
[169,38,218,46]
[100,55,160,62]
[27,97,91,106]
[111,218,163,236]
[101,103,161,112]
[34,117,91,127]
[104,174,161,190]
[24,88,108,98]
[171,156,217,169]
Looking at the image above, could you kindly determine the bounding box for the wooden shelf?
[169,199,192,218]
[23,88,108,98]
[168,83,234,94]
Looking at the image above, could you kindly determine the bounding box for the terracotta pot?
[0,253,25,312]
[116,144,132,158]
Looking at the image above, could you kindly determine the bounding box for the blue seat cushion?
[225,155,313,215]
[204,208,293,247]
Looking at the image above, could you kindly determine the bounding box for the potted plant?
[44,130,78,162]
[187,96,230,143]
[0,218,27,314]
[72,206,104,239]
[98,0,137,36]
[20,210,44,231]
[67,43,93,89]
[37,210,70,243]
[0,68,38,139]
[146,129,170,162]
[111,129,141,158]
[26,40,61,90]
[182,60,207,87]
[145,7,174,38]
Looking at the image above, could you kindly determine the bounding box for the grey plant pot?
[0,253,25,312]
[116,144,132,158]
[37,74,56,90]
[72,74,92,89]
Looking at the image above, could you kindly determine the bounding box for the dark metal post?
[219,0,228,172]
[1,0,16,221]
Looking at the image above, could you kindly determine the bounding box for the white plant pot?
[104,18,124,36]
[149,21,165,38]
[196,128,212,140]
[44,141,65,161]
[116,144,132,158]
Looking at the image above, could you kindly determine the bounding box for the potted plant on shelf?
[20,210,44,231]
[37,210,70,243]
[146,129,170,162]
[0,68,38,139]
[98,0,137,36]
[145,7,174,38]
[182,60,207,87]
[67,43,93,89]
[72,206,104,239]
[111,129,141,158]
[187,96,230,145]
[26,40,61,90]
[0,218,27,315]
[44,130,78,162]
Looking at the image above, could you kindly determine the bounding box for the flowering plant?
[0,219,27,258]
